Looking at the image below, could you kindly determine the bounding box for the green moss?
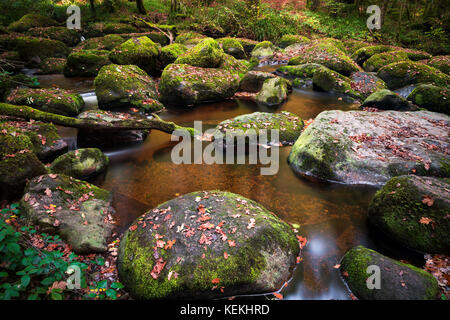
[16,37,70,62]
[363,51,410,72]
[407,84,449,115]
[76,34,125,51]
[312,66,364,100]
[217,37,246,59]
[50,148,109,179]
[159,43,188,68]
[64,50,110,77]
[175,38,224,68]
[251,41,276,58]
[219,54,250,78]
[278,34,310,48]
[38,57,66,75]
[174,31,206,44]
[351,45,394,65]
[277,63,322,78]
[26,27,80,47]
[426,55,450,75]
[256,77,289,106]
[8,14,57,32]
[343,39,370,55]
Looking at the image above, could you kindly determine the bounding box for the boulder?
[218,54,252,78]
[278,34,310,48]
[50,148,109,179]
[94,64,162,112]
[64,49,111,77]
[342,40,371,56]
[75,34,125,51]
[239,71,276,93]
[38,57,66,75]
[407,84,449,115]
[351,45,394,65]
[235,38,258,53]
[217,38,246,59]
[277,63,322,79]
[8,14,58,32]
[16,37,71,64]
[109,36,160,76]
[159,63,240,106]
[256,77,289,106]
[425,55,450,75]
[340,245,439,300]
[288,110,450,185]
[251,41,276,58]
[0,73,39,101]
[6,88,84,117]
[363,51,410,72]
[26,26,80,47]
[20,174,114,253]
[368,175,450,253]
[377,61,450,90]
[159,43,188,69]
[174,32,206,45]
[174,38,224,68]
[361,89,415,111]
[117,191,300,299]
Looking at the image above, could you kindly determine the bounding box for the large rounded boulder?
[361,89,415,111]
[255,77,289,106]
[50,148,109,179]
[174,38,224,68]
[118,191,300,299]
[64,49,111,77]
[407,84,449,115]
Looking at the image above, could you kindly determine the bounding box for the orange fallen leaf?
[273,292,283,299]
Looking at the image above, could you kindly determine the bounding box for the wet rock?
[26,27,81,47]
[377,61,450,90]
[278,34,310,49]
[256,77,289,106]
[251,41,276,58]
[64,49,111,77]
[8,14,58,32]
[20,174,114,253]
[16,37,70,65]
[363,51,410,72]
[175,38,224,68]
[50,148,109,179]
[361,89,415,111]
[75,34,125,51]
[217,38,246,59]
[214,111,304,146]
[288,110,449,185]
[117,191,300,299]
[159,43,188,69]
[109,36,160,76]
[94,64,162,112]
[340,245,439,300]
[6,88,84,117]
[38,57,66,75]
[159,63,240,106]
[368,175,450,253]
[425,55,450,75]
[239,71,277,93]
[407,84,449,115]
[351,45,394,65]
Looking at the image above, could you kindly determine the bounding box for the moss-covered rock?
[64,49,111,77]
[368,175,450,253]
[217,37,246,59]
[94,64,162,112]
[363,51,410,72]
[6,88,84,116]
[16,37,71,63]
[20,174,114,253]
[109,36,160,76]
[103,22,139,35]
[214,111,303,146]
[407,84,449,115]
[278,34,310,49]
[8,14,58,32]
[256,77,289,106]
[117,191,300,299]
[342,40,371,56]
[26,27,80,47]
[340,245,439,299]
[288,110,450,185]
[361,89,415,111]
[76,34,125,51]
[159,43,188,69]
[239,71,277,93]
[218,54,251,78]
[235,38,258,53]
[159,63,240,106]
[251,41,276,58]
[0,73,39,101]
[38,57,66,75]
[174,38,224,68]
[351,45,394,65]
[277,63,322,78]
[378,61,450,90]
[174,31,206,45]
[425,55,450,75]
[50,148,109,179]
[0,51,23,72]
[289,42,360,76]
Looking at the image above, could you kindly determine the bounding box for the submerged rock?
[340,245,439,300]
[117,191,300,299]
[50,148,109,179]
[256,77,289,106]
[6,88,84,117]
[64,49,111,77]
[288,110,449,185]
[361,89,415,111]
[368,175,450,253]
[239,71,276,93]
[407,84,449,115]
[20,174,114,253]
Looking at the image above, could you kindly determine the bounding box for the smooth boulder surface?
[340,246,439,300]
[288,110,449,185]
[117,191,300,299]
[361,89,415,111]
[407,84,449,115]
[20,174,114,253]
[368,175,450,253]
[50,148,109,179]
[256,77,289,106]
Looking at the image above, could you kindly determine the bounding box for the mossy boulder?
[38,57,66,75]
[363,51,410,72]
[407,84,449,115]
[109,36,160,76]
[0,51,24,72]
[340,245,439,300]
[256,77,289,106]
[342,40,371,56]
[50,148,109,179]
[159,63,240,106]
[239,71,277,93]
[378,61,450,90]
[361,89,415,111]
[288,110,450,185]
[251,41,276,58]
[278,34,310,49]
[217,37,246,59]
[277,63,322,79]
[174,31,206,45]
[351,45,394,65]
[0,73,39,101]
[218,54,252,78]
[8,14,58,32]
[26,27,80,47]
[235,38,258,53]
[64,49,111,77]
[16,37,71,64]
[117,191,300,299]
[94,64,162,112]
[6,88,84,116]
[289,42,360,76]
[76,34,125,51]
[159,43,188,69]
[174,38,224,68]
[425,56,450,75]
[20,174,114,253]
[214,111,304,146]
[368,175,450,254]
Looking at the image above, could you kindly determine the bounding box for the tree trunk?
[136,0,146,15]
[0,103,196,136]
[89,0,96,17]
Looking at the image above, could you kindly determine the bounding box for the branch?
[134,16,174,44]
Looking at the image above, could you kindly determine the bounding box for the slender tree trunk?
[89,0,96,17]
[136,0,146,15]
